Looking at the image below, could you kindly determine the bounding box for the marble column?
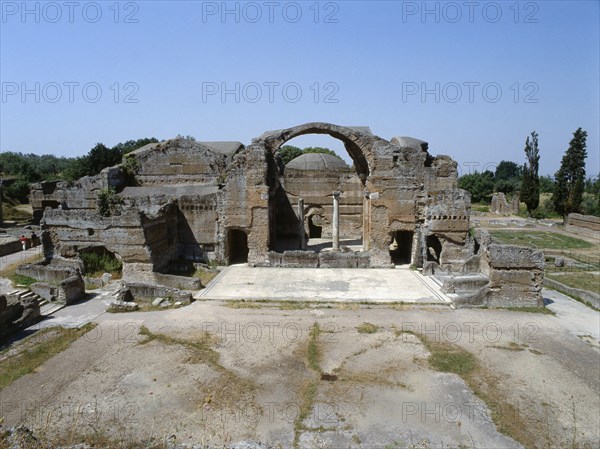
[332,191,340,251]
[298,198,305,250]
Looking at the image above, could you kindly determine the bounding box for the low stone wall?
[0,294,41,341]
[544,277,600,309]
[16,263,85,304]
[0,239,22,257]
[58,275,86,304]
[266,250,371,268]
[126,282,193,304]
[16,263,74,284]
[153,273,202,290]
[565,213,600,239]
[121,263,202,290]
[30,282,57,302]
[478,230,545,307]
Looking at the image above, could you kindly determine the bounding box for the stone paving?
[198,265,451,303]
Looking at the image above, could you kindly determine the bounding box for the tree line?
[0,138,158,202]
[458,128,598,219]
[1,132,598,220]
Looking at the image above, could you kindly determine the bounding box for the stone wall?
[126,282,193,304]
[490,192,520,215]
[0,238,22,257]
[478,231,544,307]
[32,124,473,270]
[17,263,74,284]
[283,167,363,240]
[267,250,370,268]
[565,213,600,239]
[16,263,85,304]
[0,294,40,341]
[41,202,179,271]
[121,262,202,290]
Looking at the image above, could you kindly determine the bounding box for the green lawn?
[546,272,600,292]
[490,230,593,250]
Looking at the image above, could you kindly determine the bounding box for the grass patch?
[490,230,593,250]
[357,322,379,334]
[546,272,600,292]
[472,203,490,213]
[408,331,552,447]
[193,267,218,286]
[417,334,475,376]
[307,323,322,373]
[9,273,37,287]
[1,203,32,221]
[138,325,256,412]
[0,253,44,280]
[138,325,219,366]
[500,306,555,315]
[0,324,96,389]
[293,323,322,448]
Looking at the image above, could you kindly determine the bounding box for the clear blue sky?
[1,0,598,177]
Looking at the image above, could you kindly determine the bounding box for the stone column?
[298,198,305,250]
[363,191,370,251]
[332,191,340,251]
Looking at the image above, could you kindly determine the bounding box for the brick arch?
[253,122,376,178]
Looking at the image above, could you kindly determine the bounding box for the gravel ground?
[1,287,598,449]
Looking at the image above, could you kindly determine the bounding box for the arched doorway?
[426,235,442,264]
[308,215,322,238]
[227,230,248,264]
[257,123,375,254]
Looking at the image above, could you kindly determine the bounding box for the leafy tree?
[581,174,600,216]
[521,131,540,215]
[539,175,555,194]
[458,171,495,203]
[584,174,600,196]
[5,179,32,203]
[492,161,522,193]
[495,161,521,182]
[552,128,588,221]
[278,145,344,165]
[302,147,342,160]
[65,143,122,181]
[494,178,521,194]
[278,145,303,165]
[112,137,159,155]
[64,138,157,181]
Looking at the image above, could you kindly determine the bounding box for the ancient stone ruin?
[29,122,544,307]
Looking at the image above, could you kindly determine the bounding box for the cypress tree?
[521,131,540,215]
[553,128,588,222]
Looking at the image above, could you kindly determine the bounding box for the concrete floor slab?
[198,266,451,303]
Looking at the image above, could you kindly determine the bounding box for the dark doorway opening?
[390,231,413,265]
[308,216,322,238]
[426,235,442,264]
[227,230,248,264]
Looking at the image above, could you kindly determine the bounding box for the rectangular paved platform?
[198,266,451,304]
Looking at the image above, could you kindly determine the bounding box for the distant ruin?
[30,123,544,307]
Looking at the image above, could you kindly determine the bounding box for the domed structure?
[286,153,349,171]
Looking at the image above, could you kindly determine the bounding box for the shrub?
[357,322,379,334]
[79,248,122,276]
[97,188,123,217]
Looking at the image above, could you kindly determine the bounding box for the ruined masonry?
[30,123,544,307]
